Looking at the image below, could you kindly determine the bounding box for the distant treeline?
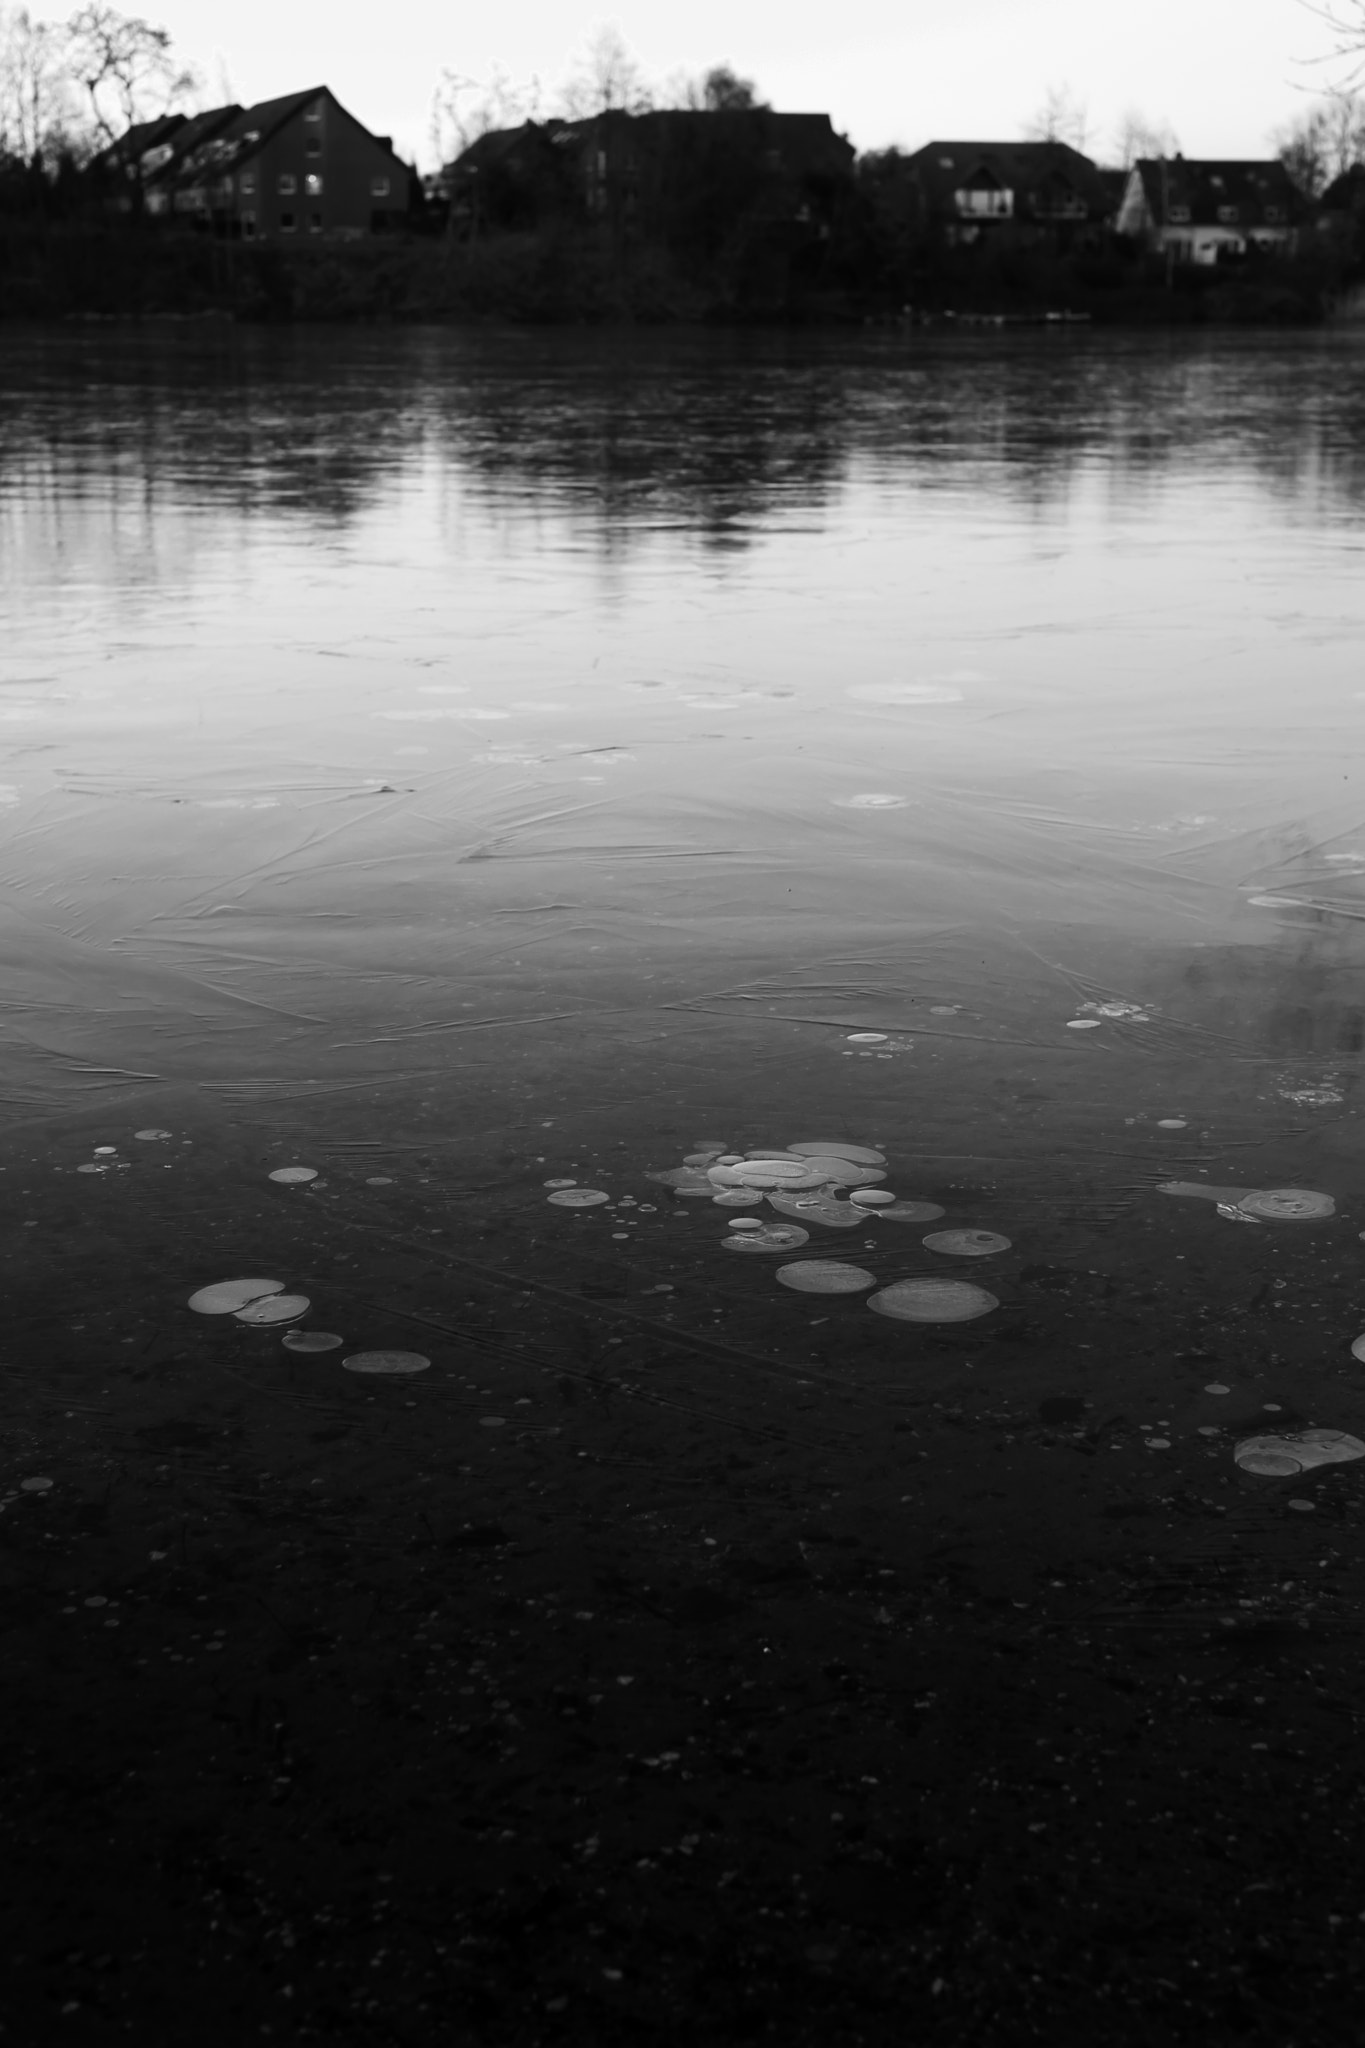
[0,162,1358,326]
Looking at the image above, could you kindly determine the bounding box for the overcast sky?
[152,0,1350,168]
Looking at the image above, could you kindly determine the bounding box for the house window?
[1167,203,1190,223]
[955,186,1011,217]
[242,211,256,239]
[370,175,390,198]
[1217,204,1239,224]
[240,172,255,195]
[305,137,321,156]
[1264,205,1284,223]
[309,212,322,232]
[280,211,296,231]
[304,103,321,121]
[278,173,296,195]
[937,156,954,169]
[305,173,322,196]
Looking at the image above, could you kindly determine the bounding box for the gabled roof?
[530,107,854,176]
[166,86,410,189]
[1132,157,1303,224]
[900,139,1112,215]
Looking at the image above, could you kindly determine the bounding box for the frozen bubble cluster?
[631,1131,1011,1333]
[1234,1428,1365,1478]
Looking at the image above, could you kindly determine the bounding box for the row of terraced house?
[94,83,1364,265]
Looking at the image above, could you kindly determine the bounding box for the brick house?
[1115,158,1303,263]
[147,86,413,239]
[895,140,1115,245]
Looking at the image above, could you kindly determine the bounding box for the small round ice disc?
[850,1189,896,1207]
[343,1350,431,1374]
[189,1278,285,1316]
[282,1330,344,1353]
[234,1292,310,1326]
[548,1188,610,1206]
[923,1229,1011,1257]
[776,1261,877,1294]
[1236,1187,1335,1221]
[269,1166,318,1184]
[869,1278,999,1323]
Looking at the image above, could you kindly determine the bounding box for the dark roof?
[900,139,1112,216]
[89,112,185,170]
[1132,157,1303,224]
[168,87,410,187]
[548,107,853,174]
[142,103,240,183]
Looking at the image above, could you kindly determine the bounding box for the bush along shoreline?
[0,219,1351,326]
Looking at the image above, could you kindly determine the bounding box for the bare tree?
[1273,88,1365,194]
[1025,81,1090,152]
[1299,0,1365,87]
[64,3,197,147]
[430,63,534,168]
[559,24,652,119]
[1110,108,1180,169]
[0,5,80,162]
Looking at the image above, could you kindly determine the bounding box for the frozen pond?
[6,324,1365,1413]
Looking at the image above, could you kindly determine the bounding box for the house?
[141,86,412,239]
[1115,158,1302,263]
[441,108,855,250]
[895,140,1115,244]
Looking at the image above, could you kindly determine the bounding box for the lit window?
[280,211,296,231]
[305,137,321,157]
[240,172,255,195]
[305,173,322,197]
[278,173,296,195]
[309,211,322,232]
[370,175,390,197]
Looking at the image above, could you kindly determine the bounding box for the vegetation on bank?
[0,210,1354,327]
